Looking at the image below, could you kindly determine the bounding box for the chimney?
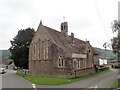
[71,32,74,42]
[60,22,68,36]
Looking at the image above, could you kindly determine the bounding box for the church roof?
[42,25,98,55]
[44,26,85,53]
[33,21,98,55]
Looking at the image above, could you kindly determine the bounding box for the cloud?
[70,19,94,30]
[0,0,119,49]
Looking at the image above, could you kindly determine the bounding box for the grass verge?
[17,69,111,85]
[111,81,119,89]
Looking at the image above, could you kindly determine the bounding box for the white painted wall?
[99,59,107,65]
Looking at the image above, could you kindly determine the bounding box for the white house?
[99,58,107,65]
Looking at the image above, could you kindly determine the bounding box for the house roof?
[36,22,98,55]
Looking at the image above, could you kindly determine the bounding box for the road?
[0,69,118,89]
[2,70,33,89]
[36,69,118,89]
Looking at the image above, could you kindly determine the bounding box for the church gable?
[29,22,52,61]
[31,22,51,42]
[29,20,99,78]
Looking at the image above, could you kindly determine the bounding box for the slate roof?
[42,25,98,55]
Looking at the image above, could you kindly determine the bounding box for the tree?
[9,28,35,69]
[111,20,120,62]
[111,37,118,54]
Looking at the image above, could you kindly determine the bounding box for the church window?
[64,25,66,29]
[77,60,81,69]
[38,39,41,59]
[33,42,36,60]
[61,26,63,30]
[58,56,64,67]
[33,43,35,54]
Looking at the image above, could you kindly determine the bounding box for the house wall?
[99,59,107,65]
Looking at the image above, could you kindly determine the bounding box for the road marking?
[89,85,98,90]
[89,85,98,88]
[32,84,37,90]
[83,85,98,90]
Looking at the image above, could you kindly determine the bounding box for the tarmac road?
[2,70,33,89]
[36,69,118,89]
[1,69,118,90]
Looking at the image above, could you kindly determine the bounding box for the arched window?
[32,42,36,60]
[38,39,41,59]
[64,25,66,29]
[89,50,90,53]
[77,60,81,69]
[84,59,86,68]
[88,49,91,54]
[61,26,63,30]
[33,43,35,54]
[58,56,64,67]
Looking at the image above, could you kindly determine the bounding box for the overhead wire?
[92,0,112,49]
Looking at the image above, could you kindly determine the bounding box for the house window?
[58,56,64,67]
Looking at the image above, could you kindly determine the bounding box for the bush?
[8,60,14,65]
[111,64,120,69]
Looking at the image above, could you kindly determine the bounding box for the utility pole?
[118,24,120,64]
[118,1,120,87]
[118,23,120,87]
[117,24,120,87]
[118,1,120,62]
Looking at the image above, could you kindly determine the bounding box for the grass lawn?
[17,69,111,85]
[111,81,119,89]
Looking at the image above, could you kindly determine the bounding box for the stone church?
[29,21,99,78]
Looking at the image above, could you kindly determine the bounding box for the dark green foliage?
[111,20,120,62]
[9,28,35,69]
[111,37,119,55]
[8,60,13,65]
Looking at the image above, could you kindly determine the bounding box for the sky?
[0,0,119,50]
